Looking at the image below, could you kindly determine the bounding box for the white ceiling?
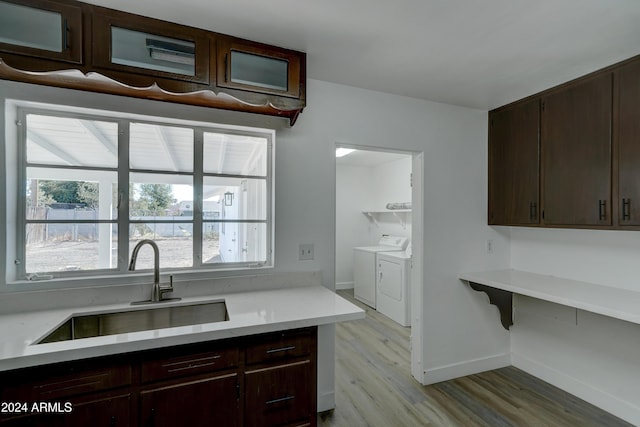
[84,0,640,110]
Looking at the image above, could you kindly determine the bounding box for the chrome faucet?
[129,239,179,304]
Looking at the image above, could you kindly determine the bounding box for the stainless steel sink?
[38,301,228,344]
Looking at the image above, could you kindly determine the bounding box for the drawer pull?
[36,373,107,398]
[266,395,295,405]
[266,346,295,354]
[166,355,222,373]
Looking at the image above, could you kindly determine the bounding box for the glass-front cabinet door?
[217,38,302,99]
[0,0,82,63]
[92,11,210,85]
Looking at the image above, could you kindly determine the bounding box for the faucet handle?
[159,275,175,298]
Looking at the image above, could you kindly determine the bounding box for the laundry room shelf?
[363,210,411,228]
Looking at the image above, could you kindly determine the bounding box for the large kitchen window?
[15,107,273,280]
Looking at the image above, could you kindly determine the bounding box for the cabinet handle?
[529,202,537,221]
[623,198,631,221]
[599,200,607,221]
[266,395,295,405]
[266,345,296,354]
[63,18,70,51]
[224,54,229,82]
[165,354,221,373]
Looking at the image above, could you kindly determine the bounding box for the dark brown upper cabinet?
[0,0,306,124]
[0,0,82,64]
[616,59,640,226]
[91,8,211,85]
[217,37,303,99]
[488,99,540,225]
[541,74,612,226]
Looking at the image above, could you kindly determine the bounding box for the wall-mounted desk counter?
[459,269,640,330]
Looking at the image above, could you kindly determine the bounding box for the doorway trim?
[332,142,425,385]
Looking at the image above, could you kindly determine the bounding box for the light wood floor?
[319,290,631,427]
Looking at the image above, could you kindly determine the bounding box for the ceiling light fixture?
[335,148,356,158]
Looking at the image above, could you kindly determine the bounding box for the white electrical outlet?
[486,239,493,254]
[299,244,314,260]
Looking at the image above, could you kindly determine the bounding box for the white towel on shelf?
[385,202,412,210]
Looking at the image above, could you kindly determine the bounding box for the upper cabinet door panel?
[488,99,540,225]
[92,10,210,85]
[617,59,640,225]
[217,38,302,98]
[0,0,82,64]
[542,74,612,226]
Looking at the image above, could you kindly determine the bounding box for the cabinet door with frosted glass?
[0,0,82,64]
[217,37,304,99]
[91,8,210,85]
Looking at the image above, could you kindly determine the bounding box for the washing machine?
[376,246,411,326]
[353,235,408,308]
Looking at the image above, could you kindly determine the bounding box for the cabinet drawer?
[244,360,312,427]
[140,373,239,427]
[141,346,239,383]
[245,328,314,365]
[0,363,131,401]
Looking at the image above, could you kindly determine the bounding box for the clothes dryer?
[376,247,411,326]
[353,235,408,308]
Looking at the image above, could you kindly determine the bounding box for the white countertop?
[0,285,364,372]
[459,269,640,325]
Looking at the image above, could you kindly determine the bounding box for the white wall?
[1,77,512,412]
[369,156,412,211]
[335,164,372,288]
[335,156,412,288]
[277,79,511,389]
[510,227,640,424]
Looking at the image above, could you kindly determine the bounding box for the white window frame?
[11,104,274,283]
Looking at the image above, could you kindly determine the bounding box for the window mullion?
[267,136,274,263]
[117,119,130,272]
[193,128,203,268]
[16,109,28,279]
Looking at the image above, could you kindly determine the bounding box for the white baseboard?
[512,353,640,426]
[422,353,510,385]
[335,282,354,290]
[317,391,335,412]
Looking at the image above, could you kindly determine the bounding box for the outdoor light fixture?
[146,38,195,65]
[224,192,234,206]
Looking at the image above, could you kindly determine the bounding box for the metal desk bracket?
[468,281,513,330]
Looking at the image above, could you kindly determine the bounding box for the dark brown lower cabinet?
[140,374,239,427]
[0,327,317,427]
[245,361,313,427]
[0,394,130,427]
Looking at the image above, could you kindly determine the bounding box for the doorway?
[334,144,423,383]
